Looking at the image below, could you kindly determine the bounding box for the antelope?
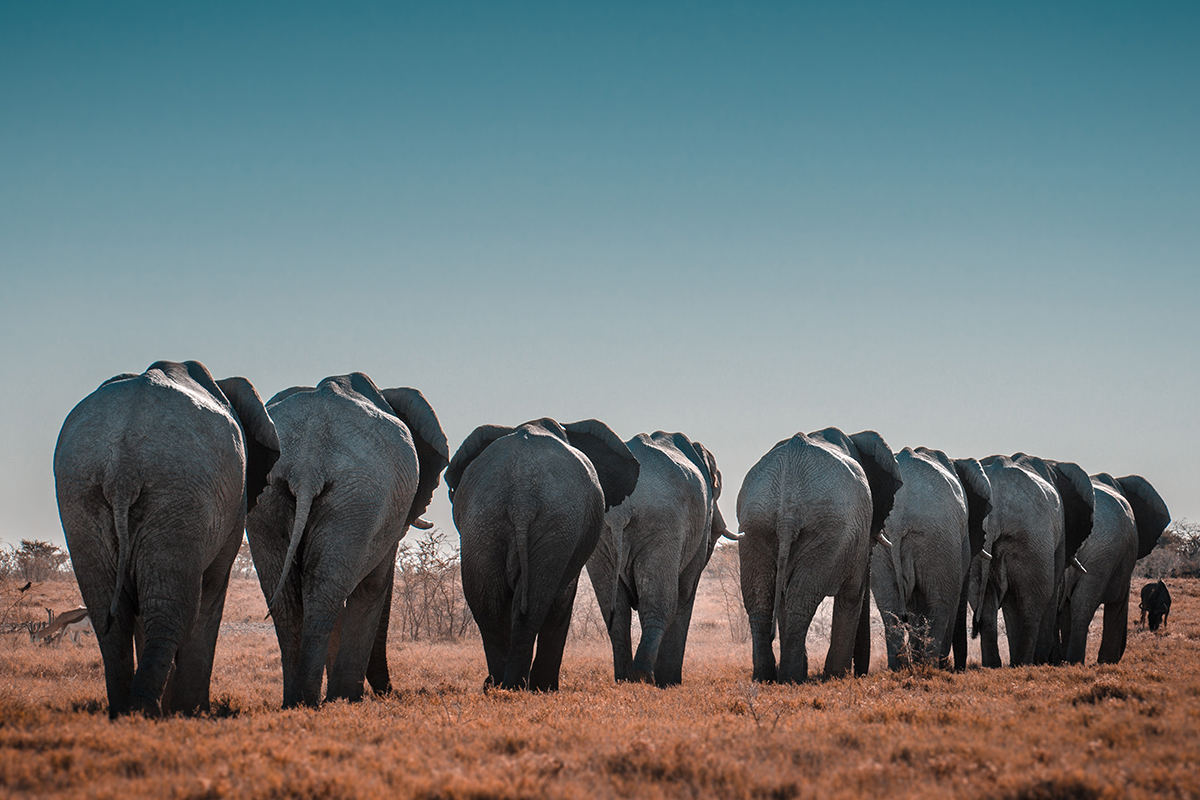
[31,608,92,646]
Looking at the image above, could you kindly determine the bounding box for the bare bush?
[393,528,474,641]
[1136,519,1200,579]
[569,570,608,642]
[231,537,257,580]
[708,543,749,643]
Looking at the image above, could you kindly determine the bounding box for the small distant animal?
[1139,580,1172,632]
[18,582,31,593]
[30,608,92,646]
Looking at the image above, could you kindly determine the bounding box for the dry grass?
[1,571,1198,799]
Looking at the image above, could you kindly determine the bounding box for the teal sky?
[2,2,1197,547]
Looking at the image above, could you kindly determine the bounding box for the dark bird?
[17,582,31,593]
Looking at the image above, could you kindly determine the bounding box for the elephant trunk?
[269,480,319,614]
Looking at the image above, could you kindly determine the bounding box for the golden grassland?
[1,569,1197,800]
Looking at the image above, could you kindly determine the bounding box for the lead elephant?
[446,418,639,690]
[738,428,902,683]
[246,373,448,708]
[54,360,279,717]
[871,448,991,670]
[1059,474,1169,663]
[970,454,1093,667]
[586,431,737,686]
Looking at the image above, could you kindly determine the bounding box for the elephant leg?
[1063,585,1099,665]
[852,581,871,677]
[529,579,578,691]
[130,566,202,717]
[167,526,242,715]
[1097,595,1129,665]
[654,587,698,688]
[951,584,968,671]
[978,591,1002,668]
[501,613,540,690]
[365,557,396,696]
[289,593,343,708]
[478,613,511,689]
[871,548,905,671]
[826,585,864,679]
[607,580,634,682]
[778,589,823,684]
[1001,600,1027,666]
[96,603,137,719]
[740,529,778,682]
[327,551,396,703]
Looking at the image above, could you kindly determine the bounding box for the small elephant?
[55,360,279,717]
[446,418,639,690]
[971,454,1093,667]
[1139,579,1172,632]
[586,431,737,686]
[871,448,991,670]
[738,428,902,683]
[1059,475,1170,662]
[247,373,448,708]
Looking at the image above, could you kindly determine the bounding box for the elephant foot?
[628,668,654,685]
[128,693,163,719]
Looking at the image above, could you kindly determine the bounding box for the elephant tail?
[268,481,318,614]
[514,516,531,617]
[772,510,801,647]
[106,490,138,633]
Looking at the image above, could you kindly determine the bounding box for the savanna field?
[1,549,1197,800]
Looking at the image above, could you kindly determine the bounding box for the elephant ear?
[1048,460,1095,562]
[1116,475,1171,559]
[563,419,640,510]
[847,430,903,542]
[445,425,515,502]
[692,441,722,500]
[380,387,450,526]
[216,377,281,514]
[953,458,993,559]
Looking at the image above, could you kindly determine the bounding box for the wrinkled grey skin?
[246,373,448,708]
[737,429,902,683]
[1059,474,1169,664]
[446,418,639,691]
[871,448,991,670]
[54,361,279,718]
[969,454,1093,667]
[587,432,737,686]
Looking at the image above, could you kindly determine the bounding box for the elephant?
[54,360,279,717]
[246,373,448,708]
[737,428,902,683]
[586,431,738,687]
[1139,580,1172,631]
[1058,474,1170,663]
[870,448,991,670]
[970,454,1093,667]
[445,418,639,691]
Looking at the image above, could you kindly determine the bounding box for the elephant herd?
[53,361,1172,719]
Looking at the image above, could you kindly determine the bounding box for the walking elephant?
[446,418,639,691]
[586,431,737,686]
[970,454,1093,667]
[54,360,279,717]
[1059,474,1169,663]
[738,428,902,683]
[246,373,448,708]
[871,448,991,670]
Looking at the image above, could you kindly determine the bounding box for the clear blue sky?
[2,2,1197,548]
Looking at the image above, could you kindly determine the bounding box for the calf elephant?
[871,448,991,670]
[55,360,279,717]
[738,428,902,683]
[446,418,639,691]
[246,373,448,708]
[587,431,737,686]
[971,454,1093,667]
[1139,579,1172,632]
[1059,475,1170,663]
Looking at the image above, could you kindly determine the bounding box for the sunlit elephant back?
[1059,473,1169,664]
[870,447,991,671]
[587,431,737,687]
[54,360,279,718]
[737,428,901,684]
[246,373,448,708]
[447,418,639,691]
